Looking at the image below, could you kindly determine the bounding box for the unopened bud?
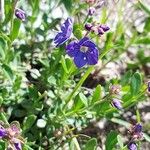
[98,27,104,35]
[109,85,121,95]
[148,81,150,92]
[15,8,26,21]
[128,142,137,150]
[111,98,122,110]
[99,24,110,32]
[85,0,96,5]
[88,7,96,16]
[85,23,93,31]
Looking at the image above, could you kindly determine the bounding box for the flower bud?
[85,23,93,31]
[88,7,96,16]
[111,98,122,110]
[99,24,110,32]
[15,8,26,21]
[85,0,96,5]
[129,123,143,140]
[109,85,121,95]
[148,81,150,92]
[98,27,104,35]
[128,142,137,150]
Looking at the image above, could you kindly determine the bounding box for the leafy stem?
[63,48,112,110]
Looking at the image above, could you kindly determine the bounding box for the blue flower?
[54,18,73,47]
[128,142,137,150]
[66,37,99,68]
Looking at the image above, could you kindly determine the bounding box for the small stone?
[37,119,47,128]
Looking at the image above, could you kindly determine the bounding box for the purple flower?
[0,127,6,138]
[88,7,96,16]
[133,124,142,133]
[128,142,137,150]
[66,37,99,68]
[15,8,26,21]
[111,98,122,110]
[54,18,73,47]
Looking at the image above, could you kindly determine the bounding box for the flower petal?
[86,48,99,65]
[128,142,137,150]
[13,139,22,150]
[82,40,97,49]
[112,98,122,110]
[0,127,6,138]
[54,33,68,47]
[74,52,87,68]
[14,142,22,150]
[54,18,73,47]
[78,37,89,46]
[66,41,78,57]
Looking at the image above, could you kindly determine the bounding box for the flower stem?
[63,66,94,109]
[0,112,9,124]
[63,52,110,110]
[10,0,18,38]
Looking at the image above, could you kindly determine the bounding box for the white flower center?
[80,46,88,53]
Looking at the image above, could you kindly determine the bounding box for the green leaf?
[0,37,6,59]
[61,0,73,12]
[117,135,124,148]
[0,97,3,106]
[144,17,150,32]
[73,93,88,111]
[105,131,118,150]
[61,56,69,73]
[101,32,114,58]
[135,37,150,45]
[93,101,110,115]
[84,138,97,150]
[130,72,142,96]
[10,18,21,41]
[91,85,102,104]
[0,141,5,149]
[73,24,83,39]
[70,137,81,150]
[138,1,150,16]
[13,76,22,91]
[23,115,37,131]
[111,118,130,128]
[143,133,150,142]
[23,144,34,150]
[121,70,132,86]
[28,0,40,16]
[48,76,57,86]
[2,64,14,81]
